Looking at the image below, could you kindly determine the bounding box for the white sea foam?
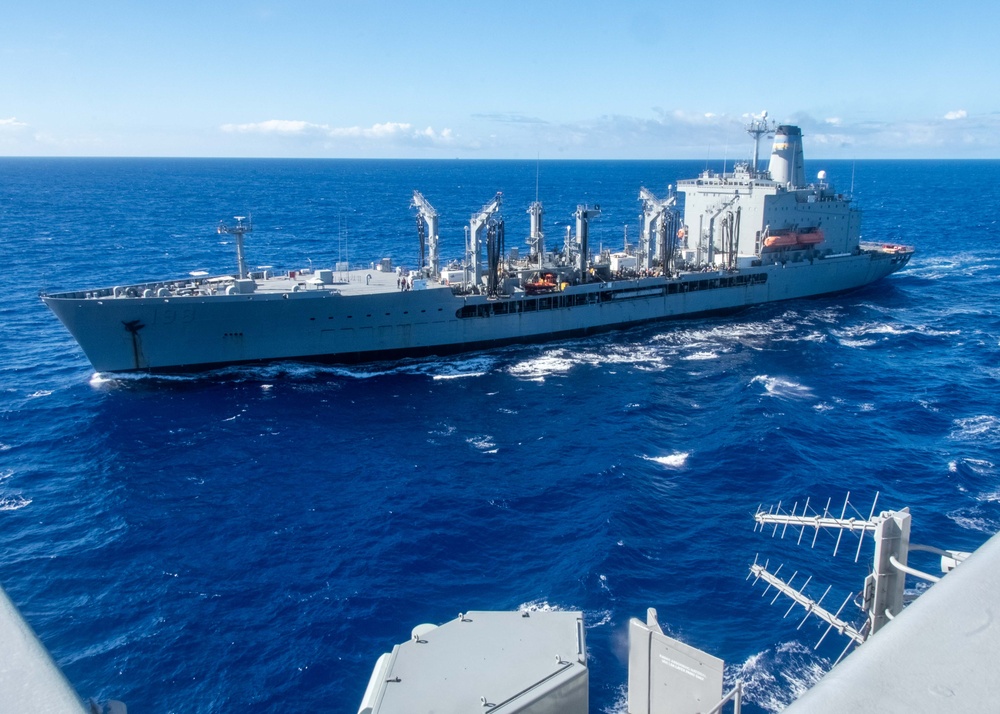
[966,458,995,473]
[682,351,718,361]
[947,512,999,533]
[908,253,998,280]
[428,424,456,437]
[838,338,877,348]
[422,356,495,380]
[507,352,577,381]
[751,375,814,400]
[0,496,31,512]
[835,321,959,344]
[517,599,563,613]
[950,457,996,476]
[432,371,485,380]
[585,609,612,628]
[466,435,496,451]
[729,641,830,713]
[950,415,1000,444]
[643,452,690,469]
[508,342,670,381]
[90,370,202,386]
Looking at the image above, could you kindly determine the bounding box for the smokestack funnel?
[768,125,805,188]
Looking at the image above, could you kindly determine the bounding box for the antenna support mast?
[217,216,252,279]
[746,111,774,175]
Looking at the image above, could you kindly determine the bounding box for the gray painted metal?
[0,582,89,713]
[784,530,1000,713]
[628,608,724,714]
[358,610,587,714]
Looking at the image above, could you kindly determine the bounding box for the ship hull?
[42,250,910,374]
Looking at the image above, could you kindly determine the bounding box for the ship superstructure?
[41,121,913,374]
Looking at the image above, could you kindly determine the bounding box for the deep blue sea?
[1,157,999,713]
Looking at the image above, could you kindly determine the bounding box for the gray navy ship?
[42,120,913,374]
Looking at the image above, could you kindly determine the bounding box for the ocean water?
[1,157,999,713]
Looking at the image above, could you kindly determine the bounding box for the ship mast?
[217,216,252,279]
[527,201,544,268]
[746,111,774,176]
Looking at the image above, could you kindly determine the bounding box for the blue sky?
[2,0,998,159]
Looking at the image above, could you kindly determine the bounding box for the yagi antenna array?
[747,553,868,665]
[753,491,882,562]
[749,491,973,664]
[747,492,896,662]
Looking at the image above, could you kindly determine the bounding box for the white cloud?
[221,119,453,144]
[0,117,28,130]
[208,110,1000,158]
[220,119,319,134]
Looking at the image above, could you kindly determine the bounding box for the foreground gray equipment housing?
[358,610,588,714]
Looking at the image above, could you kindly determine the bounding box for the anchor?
[122,319,145,370]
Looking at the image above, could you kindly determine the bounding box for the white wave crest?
[947,511,1000,533]
[517,600,564,614]
[585,609,612,628]
[600,684,628,714]
[0,496,31,511]
[950,415,1000,444]
[751,375,815,400]
[507,352,577,381]
[950,458,996,476]
[422,356,495,380]
[728,641,830,713]
[467,435,496,451]
[428,424,456,437]
[834,321,959,343]
[507,342,669,381]
[837,338,877,348]
[643,452,690,469]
